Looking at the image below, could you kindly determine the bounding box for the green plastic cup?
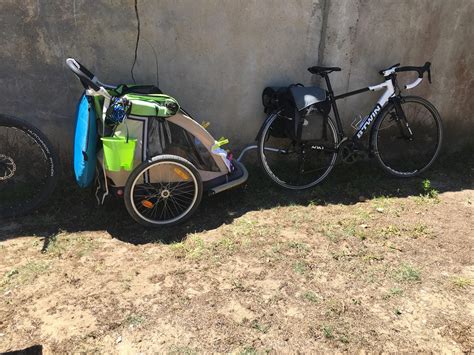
[101,136,137,171]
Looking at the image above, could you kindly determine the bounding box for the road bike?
[0,114,59,218]
[258,62,443,189]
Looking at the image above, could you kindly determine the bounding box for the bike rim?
[375,100,441,175]
[260,115,338,189]
[129,161,199,225]
[0,125,52,216]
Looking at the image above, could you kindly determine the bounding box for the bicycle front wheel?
[258,113,339,190]
[372,96,443,177]
[0,114,59,218]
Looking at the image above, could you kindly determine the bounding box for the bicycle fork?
[393,99,414,140]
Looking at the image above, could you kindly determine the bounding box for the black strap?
[294,108,303,143]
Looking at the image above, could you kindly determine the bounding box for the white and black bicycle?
[258,62,443,189]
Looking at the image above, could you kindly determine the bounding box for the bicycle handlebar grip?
[66,58,100,91]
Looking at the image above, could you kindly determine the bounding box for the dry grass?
[0,155,473,353]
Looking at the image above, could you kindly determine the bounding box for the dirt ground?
[1,153,473,353]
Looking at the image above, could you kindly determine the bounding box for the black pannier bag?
[262,86,295,138]
[261,84,330,141]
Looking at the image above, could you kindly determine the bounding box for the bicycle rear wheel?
[372,96,443,177]
[0,115,59,218]
[258,113,339,190]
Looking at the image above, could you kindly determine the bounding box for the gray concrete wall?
[1,0,472,163]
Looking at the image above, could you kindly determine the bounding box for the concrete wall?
[1,0,472,163]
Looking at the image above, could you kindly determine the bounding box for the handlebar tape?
[395,62,432,83]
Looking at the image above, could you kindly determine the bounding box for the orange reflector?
[142,200,154,209]
[174,167,189,180]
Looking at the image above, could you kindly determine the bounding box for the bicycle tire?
[258,113,339,190]
[0,114,59,218]
[124,154,203,227]
[371,96,443,177]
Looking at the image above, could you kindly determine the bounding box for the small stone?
[116,336,122,344]
[376,207,384,213]
[360,224,368,229]
[0,333,5,337]
[359,195,367,202]
[4,290,12,296]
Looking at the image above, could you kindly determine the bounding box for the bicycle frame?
[322,75,396,143]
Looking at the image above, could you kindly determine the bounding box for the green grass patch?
[421,179,439,199]
[170,234,206,259]
[293,260,308,275]
[395,264,421,282]
[303,291,320,303]
[322,324,334,339]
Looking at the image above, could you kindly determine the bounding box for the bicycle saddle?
[308,66,341,75]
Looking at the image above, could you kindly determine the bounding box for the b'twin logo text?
[356,104,381,138]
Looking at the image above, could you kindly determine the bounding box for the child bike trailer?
[67,58,248,227]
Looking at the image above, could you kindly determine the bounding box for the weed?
[356,209,371,221]
[229,218,258,237]
[125,314,145,327]
[421,179,439,199]
[371,195,391,210]
[267,242,284,260]
[170,235,206,259]
[288,241,310,254]
[293,260,308,275]
[251,320,270,333]
[338,334,350,344]
[383,287,404,299]
[215,237,237,254]
[341,220,367,240]
[232,279,245,291]
[322,227,339,243]
[395,264,421,282]
[303,291,320,303]
[410,224,432,239]
[322,325,334,339]
[380,225,401,239]
[452,277,472,289]
[240,347,258,355]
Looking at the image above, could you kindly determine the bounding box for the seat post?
[322,73,334,96]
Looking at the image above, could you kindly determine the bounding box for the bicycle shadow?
[1,149,473,246]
